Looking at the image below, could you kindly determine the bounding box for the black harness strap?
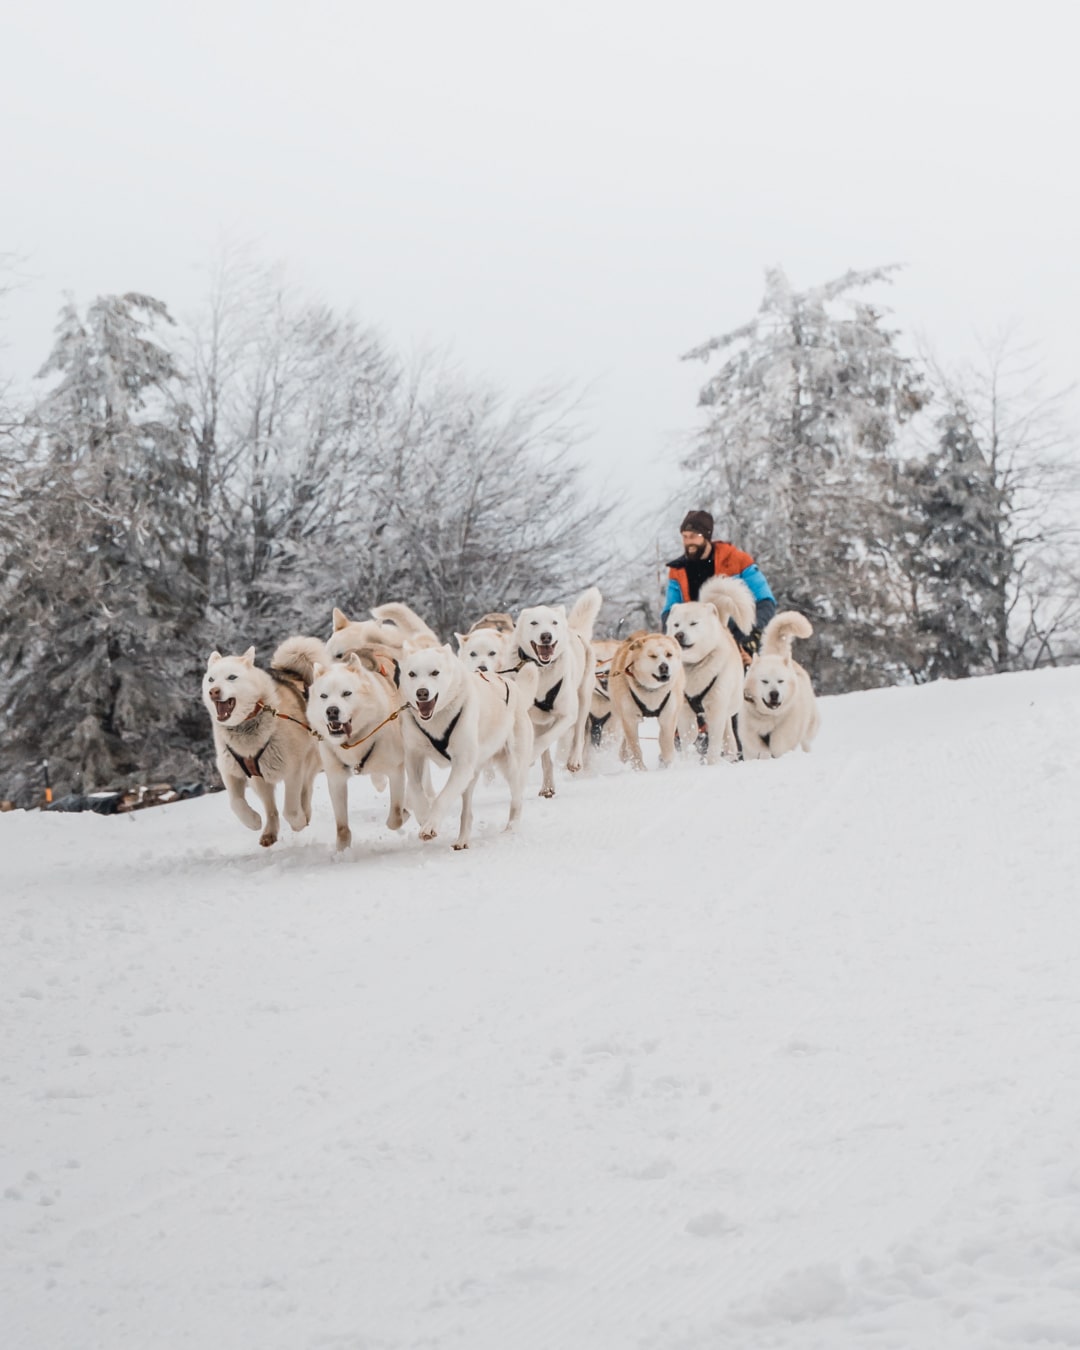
[414,707,464,762]
[588,711,611,747]
[628,686,671,720]
[534,678,563,714]
[685,672,719,722]
[354,741,378,774]
[227,743,268,780]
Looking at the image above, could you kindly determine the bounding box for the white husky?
[667,577,755,764]
[398,644,539,849]
[456,625,514,676]
[510,586,603,797]
[742,611,820,758]
[307,653,413,850]
[202,636,324,847]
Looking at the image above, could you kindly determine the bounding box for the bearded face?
[681,530,710,560]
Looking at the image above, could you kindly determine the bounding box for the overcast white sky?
[3,0,1078,516]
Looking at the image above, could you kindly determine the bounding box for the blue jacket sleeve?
[660,577,683,629]
[736,564,775,605]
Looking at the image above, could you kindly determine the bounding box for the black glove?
[742,627,762,658]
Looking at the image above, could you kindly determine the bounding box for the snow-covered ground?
[3,667,1079,1350]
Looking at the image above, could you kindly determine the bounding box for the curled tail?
[369,602,440,645]
[761,610,813,658]
[271,634,329,689]
[698,576,756,635]
[567,586,603,642]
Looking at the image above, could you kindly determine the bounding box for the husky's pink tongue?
[416,696,438,721]
[214,697,236,722]
[533,642,556,663]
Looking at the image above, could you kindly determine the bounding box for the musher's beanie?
[680,510,714,539]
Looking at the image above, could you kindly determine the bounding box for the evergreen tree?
[680,266,927,692]
[0,294,204,798]
[897,400,1004,681]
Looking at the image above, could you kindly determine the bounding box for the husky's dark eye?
[407,671,416,680]
[342,689,351,698]
[320,692,328,699]
[431,669,440,677]
[227,673,238,681]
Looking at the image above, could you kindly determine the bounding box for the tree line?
[0,258,1077,804]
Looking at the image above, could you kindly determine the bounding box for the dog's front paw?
[419,825,438,841]
[336,827,352,851]
[538,787,555,799]
[259,830,277,847]
[452,842,469,851]
[566,760,582,774]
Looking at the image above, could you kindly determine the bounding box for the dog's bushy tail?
[271,635,329,689]
[761,610,813,658]
[370,602,440,645]
[568,586,603,642]
[698,577,756,634]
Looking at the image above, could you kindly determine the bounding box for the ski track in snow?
[2,668,1080,1349]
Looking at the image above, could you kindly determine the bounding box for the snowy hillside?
[3,668,1080,1350]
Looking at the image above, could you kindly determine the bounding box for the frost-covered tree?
[186,255,610,651]
[893,402,1004,681]
[914,337,1080,672]
[679,266,927,692]
[0,294,204,798]
[352,364,609,636]
[186,264,396,651]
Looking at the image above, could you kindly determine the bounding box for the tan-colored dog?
[608,631,685,770]
[742,612,820,758]
[202,636,324,847]
[326,602,440,664]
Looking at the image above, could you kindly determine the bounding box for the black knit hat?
[680,509,714,540]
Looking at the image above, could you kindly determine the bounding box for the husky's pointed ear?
[556,605,568,620]
[242,646,256,665]
[207,651,221,668]
[312,661,326,681]
[332,607,350,632]
[344,651,368,672]
[454,632,467,649]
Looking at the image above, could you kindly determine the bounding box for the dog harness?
[588,711,611,746]
[411,707,464,762]
[628,686,671,720]
[227,742,269,779]
[534,679,563,714]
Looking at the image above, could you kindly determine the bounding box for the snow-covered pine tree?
[917,338,1080,672]
[679,266,927,692]
[0,293,205,799]
[894,400,1005,681]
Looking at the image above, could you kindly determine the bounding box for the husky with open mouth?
[202,636,325,847]
[307,651,416,850]
[608,630,685,770]
[510,586,603,797]
[742,611,820,759]
[397,643,539,850]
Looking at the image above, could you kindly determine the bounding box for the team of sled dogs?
[202,577,820,851]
